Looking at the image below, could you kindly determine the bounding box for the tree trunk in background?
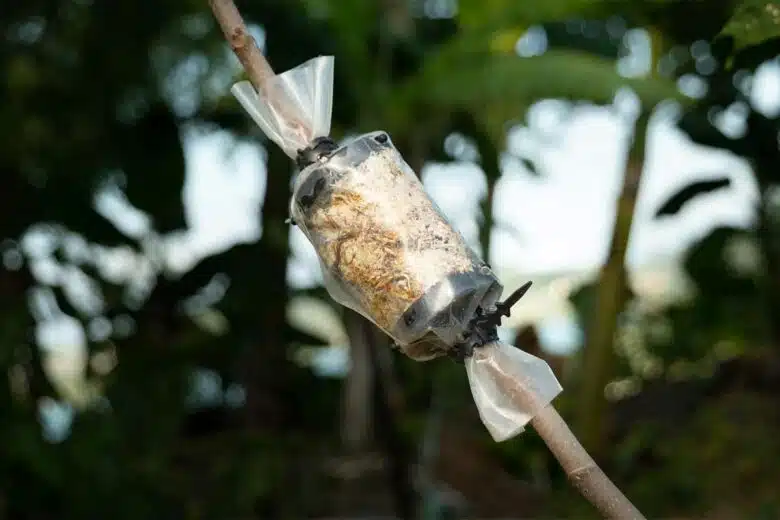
[750,109,780,350]
[342,310,375,451]
[575,114,649,458]
[239,146,292,431]
[479,180,495,263]
[341,308,418,520]
[336,309,384,515]
[474,120,500,265]
[369,320,418,520]
[755,188,780,348]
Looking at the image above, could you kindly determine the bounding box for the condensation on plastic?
[231,55,334,159]
[290,131,502,361]
[466,341,563,442]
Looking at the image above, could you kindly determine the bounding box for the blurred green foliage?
[1,0,780,518]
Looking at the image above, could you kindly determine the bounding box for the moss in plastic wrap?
[290,131,503,360]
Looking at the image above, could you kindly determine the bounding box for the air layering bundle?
[209,2,646,514]
[231,55,562,441]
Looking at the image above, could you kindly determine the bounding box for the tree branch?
[208,0,275,95]
[208,0,310,145]
[484,357,646,520]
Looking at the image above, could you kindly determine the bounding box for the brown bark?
[482,349,646,520]
[576,114,650,458]
[208,0,275,94]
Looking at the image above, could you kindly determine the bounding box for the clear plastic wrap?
[466,341,562,442]
[231,55,564,443]
[232,56,334,159]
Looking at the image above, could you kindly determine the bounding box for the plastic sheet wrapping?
[466,341,563,442]
[231,55,563,442]
[231,56,334,159]
[290,131,502,360]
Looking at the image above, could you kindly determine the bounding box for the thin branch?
[484,359,646,520]
[532,406,645,520]
[208,0,275,94]
[208,0,308,142]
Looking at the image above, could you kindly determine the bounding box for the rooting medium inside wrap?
[231,55,334,159]
[466,341,563,442]
[289,132,502,361]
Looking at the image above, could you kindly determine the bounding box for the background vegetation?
[1,0,779,518]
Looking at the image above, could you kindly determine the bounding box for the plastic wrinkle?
[465,341,562,442]
[231,55,334,159]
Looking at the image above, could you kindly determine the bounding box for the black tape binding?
[288,137,340,226]
[449,281,534,363]
[295,136,339,170]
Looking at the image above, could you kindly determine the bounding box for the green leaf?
[720,0,780,51]
[421,50,681,107]
[655,177,732,218]
[456,0,611,31]
[402,49,684,145]
[519,156,540,176]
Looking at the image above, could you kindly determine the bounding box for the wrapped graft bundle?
[231,55,561,441]
[290,130,504,361]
